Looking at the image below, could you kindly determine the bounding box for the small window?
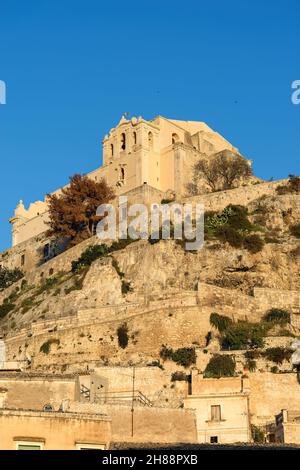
[121,167,125,180]
[21,254,25,266]
[75,443,105,450]
[211,405,221,422]
[148,131,153,148]
[210,436,218,444]
[133,131,137,145]
[16,441,43,450]
[111,143,114,156]
[120,133,126,151]
[49,268,54,276]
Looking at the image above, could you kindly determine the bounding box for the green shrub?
[72,239,137,273]
[221,321,265,350]
[160,345,196,368]
[216,226,244,248]
[205,205,265,252]
[109,237,136,252]
[111,258,125,278]
[21,296,38,314]
[36,276,59,295]
[263,308,290,325]
[263,347,292,364]
[225,205,253,231]
[210,313,233,333]
[160,345,174,361]
[117,323,129,349]
[171,371,188,382]
[244,350,261,360]
[204,206,235,233]
[172,348,196,367]
[71,245,109,272]
[290,224,300,239]
[121,280,132,294]
[245,359,257,372]
[0,302,15,319]
[40,339,60,354]
[251,425,265,443]
[243,234,264,253]
[270,365,279,373]
[0,267,23,290]
[276,176,300,195]
[64,275,85,294]
[204,354,236,378]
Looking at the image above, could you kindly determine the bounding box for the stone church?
[10,115,238,249]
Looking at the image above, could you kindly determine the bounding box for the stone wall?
[3,282,299,371]
[69,401,197,444]
[0,373,76,410]
[182,179,288,212]
[249,372,300,426]
[254,288,300,313]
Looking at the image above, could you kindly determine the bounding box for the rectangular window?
[210,436,218,444]
[16,441,43,450]
[75,443,105,450]
[211,405,221,422]
[21,254,25,266]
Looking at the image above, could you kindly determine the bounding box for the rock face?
[0,185,300,377]
[82,258,122,305]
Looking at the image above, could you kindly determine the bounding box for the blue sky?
[0,0,299,251]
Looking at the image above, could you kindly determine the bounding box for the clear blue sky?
[0,0,299,251]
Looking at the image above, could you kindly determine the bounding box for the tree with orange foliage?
[46,174,115,246]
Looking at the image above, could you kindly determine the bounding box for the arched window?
[172,133,180,144]
[148,131,153,149]
[120,133,126,151]
[133,131,137,145]
[111,144,114,156]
